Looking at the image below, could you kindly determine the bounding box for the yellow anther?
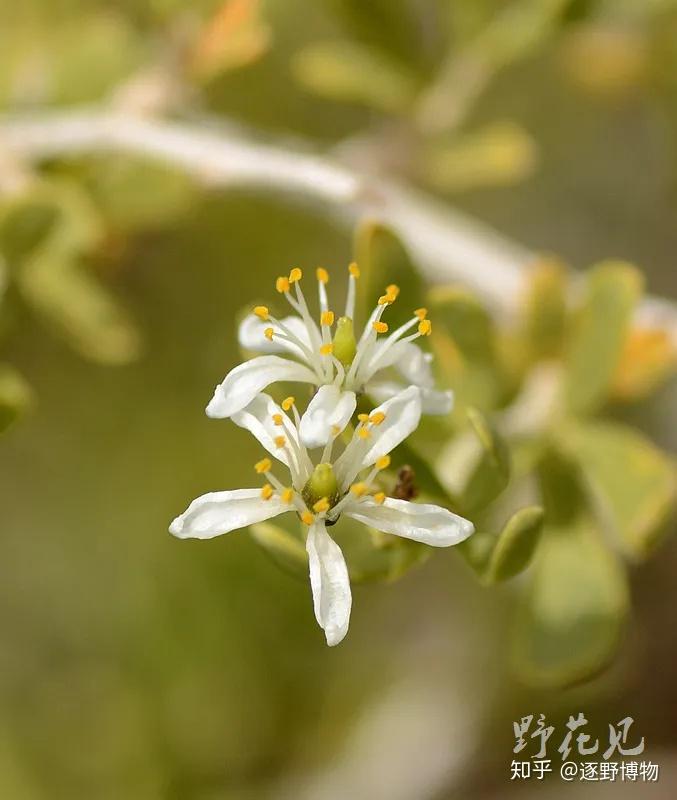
[264,327,274,341]
[313,497,330,513]
[320,310,335,327]
[301,511,315,526]
[274,435,287,448]
[255,458,272,474]
[276,276,290,293]
[414,307,428,321]
[378,294,391,305]
[376,455,391,470]
[272,413,284,426]
[254,305,269,320]
[358,413,370,423]
[282,396,295,411]
[373,321,389,334]
[369,411,386,425]
[261,483,274,501]
[331,425,341,436]
[289,267,303,283]
[386,284,400,299]
[316,267,329,284]
[358,427,371,440]
[350,482,368,497]
[281,487,294,504]
[348,262,360,278]
[418,319,432,336]
[373,492,386,505]
[320,343,334,356]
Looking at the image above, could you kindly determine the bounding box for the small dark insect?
[392,465,418,501]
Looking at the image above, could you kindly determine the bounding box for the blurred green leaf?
[292,40,417,115]
[435,407,511,514]
[570,420,677,558]
[485,506,545,584]
[513,449,629,686]
[521,256,568,361]
[11,182,141,365]
[422,121,537,192]
[428,284,502,410]
[249,520,308,579]
[84,156,195,232]
[513,521,629,687]
[353,220,426,328]
[0,364,33,434]
[563,261,643,415]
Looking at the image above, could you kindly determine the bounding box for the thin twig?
[0,108,676,344]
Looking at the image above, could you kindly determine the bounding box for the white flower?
[170,386,474,646]
[206,265,453,448]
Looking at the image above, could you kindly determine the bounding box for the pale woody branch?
[1,108,676,344]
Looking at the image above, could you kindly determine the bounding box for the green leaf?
[353,220,426,329]
[521,256,568,361]
[249,520,308,579]
[513,449,630,687]
[292,40,417,115]
[569,421,677,559]
[428,285,502,410]
[434,407,511,514]
[84,157,195,232]
[563,261,643,415]
[484,506,544,583]
[513,521,629,687]
[421,121,537,192]
[0,364,33,434]
[333,514,430,583]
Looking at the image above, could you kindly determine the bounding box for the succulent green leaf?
[434,407,511,514]
[563,261,643,415]
[0,364,33,434]
[353,220,426,329]
[427,285,502,410]
[521,256,568,361]
[570,421,677,559]
[422,122,537,192]
[84,157,195,232]
[291,40,417,115]
[513,520,629,687]
[249,521,308,580]
[484,505,544,583]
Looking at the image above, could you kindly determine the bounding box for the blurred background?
[1,1,677,798]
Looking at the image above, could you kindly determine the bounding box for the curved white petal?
[367,380,453,416]
[344,497,474,547]
[367,341,434,388]
[299,385,357,449]
[306,520,352,646]
[169,489,287,539]
[238,314,311,358]
[206,355,317,419]
[231,393,299,470]
[335,385,422,487]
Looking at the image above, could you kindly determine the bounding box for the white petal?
[345,497,474,547]
[231,393,299,469]
[206,355,317,418]
[238,314,311,358]
[169,489,287,539]
[368,341,434,388]
[369,380,453,416]
[306,520,352,646]
[299,385,357,449]
[335,385,422,487]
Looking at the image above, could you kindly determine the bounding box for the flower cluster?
[170,264,474,645]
